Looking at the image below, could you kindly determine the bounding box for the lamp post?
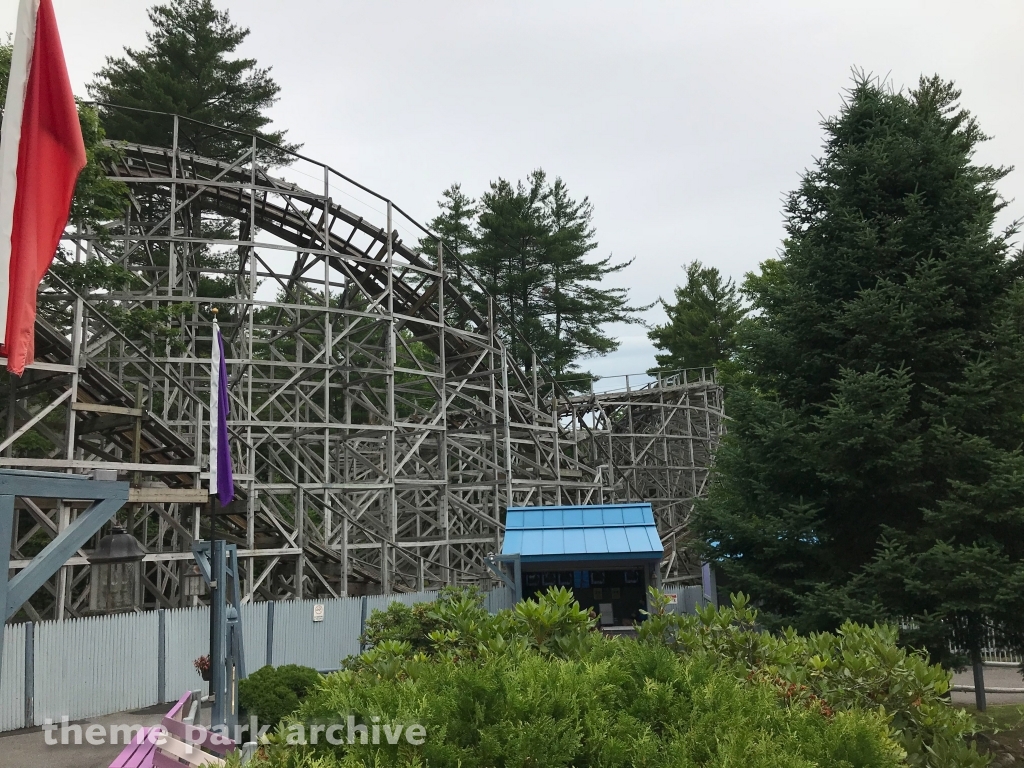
[88,524,147,613]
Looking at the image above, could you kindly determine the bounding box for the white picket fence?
[898,617,1023,665]
[0,622,25,732]
[952,624,1023,665]
[0,587,513,732]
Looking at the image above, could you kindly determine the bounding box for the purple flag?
[210,320,234,506]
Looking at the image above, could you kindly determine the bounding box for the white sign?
[312,603,325,622]
[665,592,678,605]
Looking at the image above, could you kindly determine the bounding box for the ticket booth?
[500,503,664,629]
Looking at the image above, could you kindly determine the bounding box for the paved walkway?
[0,702,212,768]
[952,665,1024,707]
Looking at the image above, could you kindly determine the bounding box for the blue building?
[499,503,665,627]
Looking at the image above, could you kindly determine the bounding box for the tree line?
[667,74,1024,677]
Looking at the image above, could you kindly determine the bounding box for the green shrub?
[239,664,322,729]
[639,591,985,767]
[257,639,901,768]
[360,586,488,654]
[356,586,594,663]
[244,590,983,768]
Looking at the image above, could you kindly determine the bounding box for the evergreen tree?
[648,261,746,372]
[88,0,296,162]
[418,184,479,304]
[420,184,477,262]
[427,171,645,381]
[544,178,640,379]
[694,74,1024,669]
[469,171,551,371]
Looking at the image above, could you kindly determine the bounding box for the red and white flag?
[0,0,86,375]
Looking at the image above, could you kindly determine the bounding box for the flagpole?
[210,309,219,546]
[209,309,220,722]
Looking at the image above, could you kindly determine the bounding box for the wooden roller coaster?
[0,113,724,619]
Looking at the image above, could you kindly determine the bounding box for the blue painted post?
[210,539,227,727]
[157,608,166,703]
[701,563,718,608]
[266,600,275,667]
[228,547,246,678]
[24,621,33,727]
[512,556,522,603]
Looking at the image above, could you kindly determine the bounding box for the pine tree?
[694,74,1024,669]
[430,171,645,381]
[648,261,746,372]
[418,184,479,305]
[88,0,296,162]
[469,171,550,371]
[420,184,477,262]
[543,178,641,380]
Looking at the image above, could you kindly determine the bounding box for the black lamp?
[89,525,147,564]
[88,525,147,613]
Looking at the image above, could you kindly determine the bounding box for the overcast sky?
[17,1,1024,381]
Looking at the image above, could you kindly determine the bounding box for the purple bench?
[109,691,250,768]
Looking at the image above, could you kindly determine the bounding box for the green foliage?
[422,172,646,384]
[648,260,747,372]
[251,599,914,768]
[239,664,322,730]
[70,105,131,235]
[101,303,191,354]
[509,585,596,656]
[362,602,435,654]
[242,590,987,768]
[640,592,984,767]
[358,586,593,664]
[49,261,139,294]
[419,184,477,264]
[694,73,1024,666]
[1,42,130,235]
[359,586,486,655]
[40,255,189,354]
[88,0,297,164]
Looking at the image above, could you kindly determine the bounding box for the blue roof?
[501,504,664,563]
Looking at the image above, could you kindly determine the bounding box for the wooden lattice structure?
[1,114,724,618]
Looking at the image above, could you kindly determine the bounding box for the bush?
[356,585,596,663]
[244,590,983,768]
[259,639,901,768]
[639,591,985,768]
[360,586,489,654]
[239,664,322,730]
